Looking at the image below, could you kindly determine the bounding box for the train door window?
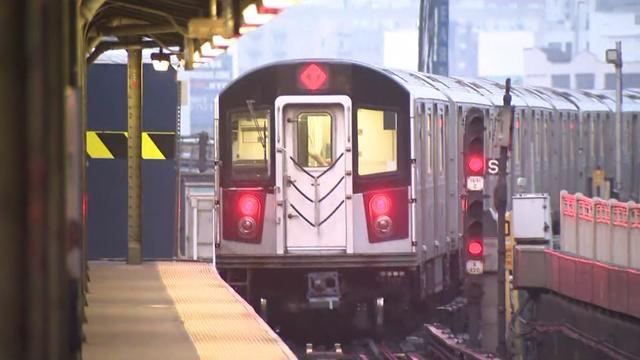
[426,106,432,174]
[588,114,595,161]
[438,108,446,175]
[543,113,548,163]
[630,115,637,156]
[514,110,521,165]
[599,113,605,164]
[357,108,398,176]
[569,114,575,163]
[294,112,333,167]
[230,109,271,180]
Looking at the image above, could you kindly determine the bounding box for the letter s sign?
[487,159,500,175]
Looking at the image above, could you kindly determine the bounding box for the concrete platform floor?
[82,261,296,360]
[83,261,199,360]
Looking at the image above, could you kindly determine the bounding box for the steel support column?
[127,48,143,264]
[0,2,27,358]
[614,41,622,195]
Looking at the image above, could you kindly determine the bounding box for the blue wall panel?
[87,64,177,259]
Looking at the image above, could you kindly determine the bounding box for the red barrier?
[608,268,629,314]
[558,254,577,298]
[562,193,577,217]
[628,270,640,318]
[630,205,640,229]
[592,263,609,309]
[594,200,611,224]
[612,204,629,227]
[577,197,594,221]
[574,259,593,303]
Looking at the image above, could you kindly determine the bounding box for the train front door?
[276,96,352,253]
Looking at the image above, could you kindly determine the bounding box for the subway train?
[212,59,640,330]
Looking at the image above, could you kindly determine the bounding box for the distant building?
[523,48,640,89]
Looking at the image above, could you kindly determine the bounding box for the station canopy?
[83,0,300,68]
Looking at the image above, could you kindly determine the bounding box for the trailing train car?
[580,90,640,202]
[213,59,640,330]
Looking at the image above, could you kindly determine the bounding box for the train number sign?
[466,260,484,275]
[466,176,484,191]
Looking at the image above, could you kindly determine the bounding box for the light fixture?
[212,35,235,49]
[242,4,275,26]
[150,49,170,71]
[239,25,259,35]
[259,0,300,13]
[199,41,225,58]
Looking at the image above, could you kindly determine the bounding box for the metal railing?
[560,190,640,269]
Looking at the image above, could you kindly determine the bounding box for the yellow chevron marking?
[86,131,114,159]
[142,132,165,159]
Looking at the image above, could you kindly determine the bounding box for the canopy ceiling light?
[199,41,225,58]
[259,0,300,13]
[150,49,170,71]
[242,4,275,26]
[212,35,235,49]
[239,25,259,35]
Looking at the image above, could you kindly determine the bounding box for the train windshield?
[357,108,398,176]
[230,109,271,181]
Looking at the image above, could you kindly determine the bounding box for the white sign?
[466,260,484,275]
[487,159,500,175]
[467,176,484,191]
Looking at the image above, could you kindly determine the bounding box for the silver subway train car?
[212,59,640,330]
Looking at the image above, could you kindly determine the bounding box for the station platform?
[83,261,295,360]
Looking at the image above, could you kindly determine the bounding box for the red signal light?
[299,63,328,91]
[467,240,483,257]
[370,194,391,215]
[238,194,260,216]
[467,155,484,174]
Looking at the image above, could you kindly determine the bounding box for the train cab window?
[357,108,398,176]
[230,109,270,180]
[294,112,333,167]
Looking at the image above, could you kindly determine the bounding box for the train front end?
[214,60,417,331]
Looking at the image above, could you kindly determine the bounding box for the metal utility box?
[512,193,552,244]
[184,184,215,261]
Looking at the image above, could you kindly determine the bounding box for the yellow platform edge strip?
[156,262,297,360]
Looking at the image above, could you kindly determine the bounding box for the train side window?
[357,108,398,176]
[295,112,333,168]
[426,111,432,174]
[438,109,446,174]
[588,114,595,160]
[230,109,271,180]
[514,111,521,165]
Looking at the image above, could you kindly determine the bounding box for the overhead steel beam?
[126,47,143,265]
[79,0,108,27]
[87,40,159,65]
[95,24,177,37]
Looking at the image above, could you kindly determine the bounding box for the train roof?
[510,86,558,110]
[531,88,578,111]
[581,90,640,112]
[387,69,492,107]
[451,77,529,107]
[544,88,610,112]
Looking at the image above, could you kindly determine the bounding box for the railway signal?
[463,108,485,272]
[462,108,486,348]
[198,131,209,173]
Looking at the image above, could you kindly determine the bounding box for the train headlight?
[238,216,257,237]
[374,216,392,236]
